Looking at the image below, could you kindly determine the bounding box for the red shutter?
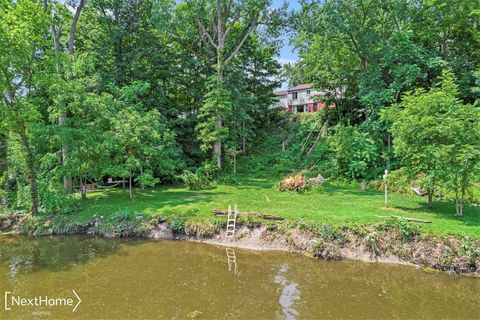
[317,102,325,110]
[308,103,313,112]
[288,105,292,113]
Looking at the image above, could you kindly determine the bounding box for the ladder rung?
[225,205,238,238]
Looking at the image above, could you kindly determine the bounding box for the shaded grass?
[72,177,479,237]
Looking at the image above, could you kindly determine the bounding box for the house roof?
[288,83,313,91]
[274,90,288,96]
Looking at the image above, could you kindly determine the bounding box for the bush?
[328,125,383,180]
[179,170,208,190]
[99,209,150,237]
[377,217,421,240]
[40,189,77,215]
[384,167,413,193]
[167,216,186,232]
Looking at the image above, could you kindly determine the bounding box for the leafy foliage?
[382,70,480,214]
[328,125,382,180]
[179,170,209,191]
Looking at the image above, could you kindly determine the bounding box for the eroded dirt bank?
[1,213,479,276]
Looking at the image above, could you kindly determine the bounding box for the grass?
[69,177,480,238]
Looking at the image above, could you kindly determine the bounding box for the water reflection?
[0,235,122,277]
[0,236,478,319]
[226,247,238,274]
[274,264,300,320]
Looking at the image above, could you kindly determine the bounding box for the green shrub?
[179,170,208,190]
[363,231,380,254]
[316,223,346,244]
[328,125,383,180]
[40,190,78,215]
[384,167,413,193]
[377,217,421,240]
[184,220,219,238]
[99,209,149,237]
[458,236,480,266]
[167,216,187,232]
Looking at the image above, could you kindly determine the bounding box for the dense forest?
[0,0,479,217]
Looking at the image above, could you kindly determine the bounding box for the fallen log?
[212,209,284,221]
[375,215,432,223]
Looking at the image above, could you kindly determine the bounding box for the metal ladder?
[226,205,238,238]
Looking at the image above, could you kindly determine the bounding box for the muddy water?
[0,235,478,319]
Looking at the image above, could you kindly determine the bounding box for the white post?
[383,170,388,207]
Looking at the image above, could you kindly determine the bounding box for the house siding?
[274,84,326,114]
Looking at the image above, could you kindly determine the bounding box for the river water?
[0,235,478,319]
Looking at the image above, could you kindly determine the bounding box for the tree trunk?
[129,175,133,200]
[80,174,87,200]
[456,201,463,216]
[18,126,39,215]
[242,121,246,153]
[46,0,85,194]
[215,59,223,170]
[59,113,73,192]
[233,154,236,174]
[428,189,433,208]
[140,166,144,191]
[455,182,465,216]
[454,189,461,216]
[214,121,222,169]
[0,133,9,206]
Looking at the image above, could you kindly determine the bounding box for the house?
[273,83,326,113]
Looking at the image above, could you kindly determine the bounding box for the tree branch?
[217,0,223,47]
[224,15,258,65]
[68,0,86,54]
[195,16,217,49]
[223,10,241,42]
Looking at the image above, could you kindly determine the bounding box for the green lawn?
[75,177,480,237]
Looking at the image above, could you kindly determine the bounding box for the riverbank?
[1,212,478,276]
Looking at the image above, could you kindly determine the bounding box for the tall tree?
[183,0,271,169]
[43,0,86,193]
[0,0,51,215]
[381,69,480,212]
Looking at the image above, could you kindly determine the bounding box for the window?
[292,92,298,100]
[306,90,311,95]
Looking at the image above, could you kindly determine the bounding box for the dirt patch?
[186,225,289,251]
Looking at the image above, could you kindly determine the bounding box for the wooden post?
[129,175,133,200]
[233,154,236,174]
[383,170,388,207]
[361,180,366,192]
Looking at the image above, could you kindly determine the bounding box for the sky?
[272,0,300,64]
[272,0,301,89]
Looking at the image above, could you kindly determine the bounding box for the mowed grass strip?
[75,178,480,237]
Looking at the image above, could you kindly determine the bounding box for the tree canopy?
[0,0,478,217]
